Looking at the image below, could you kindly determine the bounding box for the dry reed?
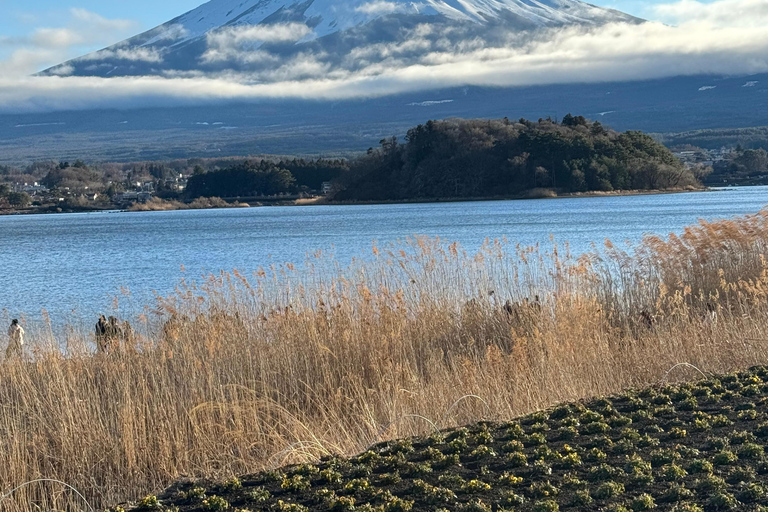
[2,210,768,511]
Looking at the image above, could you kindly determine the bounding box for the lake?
[1,187,767,324]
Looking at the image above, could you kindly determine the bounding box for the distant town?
[672,145,768,185]
[0,157,345,213]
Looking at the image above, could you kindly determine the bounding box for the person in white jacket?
[6,319,24,359]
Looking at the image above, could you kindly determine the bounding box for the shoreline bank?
[0,186,717,216]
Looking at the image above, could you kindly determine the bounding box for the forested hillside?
[332,116,699,201]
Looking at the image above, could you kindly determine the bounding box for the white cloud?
[201,23,314,64]
[78,47,164,63]
[653,0,768,27]
[355,1,403,15]
[0,8,139,76]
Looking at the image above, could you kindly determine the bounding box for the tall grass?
[2,210,768,511]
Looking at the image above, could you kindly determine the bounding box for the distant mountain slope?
[1,73,766,165]
[42,0,641,77]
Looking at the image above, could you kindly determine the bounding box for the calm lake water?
[1,187,767,323]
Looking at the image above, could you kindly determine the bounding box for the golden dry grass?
[2,210,768,511]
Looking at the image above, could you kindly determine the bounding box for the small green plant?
[497,472,523,486]
[462,479,492,493]
[246,488,271,503]
[343,478,370,493]
[223,478,242,491]
[468,445,496,459]
[530,481,559,499]
[274,500,309,512]
[585,448,607,462]
[592,481,624,499]
[569,490,593,507]
[377,472,401,485]
[202,496,230,511]
[695,475,727,492]
[736,482,765,502]
[670,503,703,512]
[531,499,559,512]
[328,496,356,512]
[184,487,207,502]
[686,459,713,474]
[137,495,161,510]
[658,483,694,503]
[725,465,756,484]
[506,452,528,467]
[438,473,466,488]
[713,450,739,466]
[630,493,656,511]
[499,491,525,506]
[737,442,764,459]
[320,468,343,484]
[281,474,311,492]
[383,496,413,512]
[659,464,687,481]
[706,491,738,511]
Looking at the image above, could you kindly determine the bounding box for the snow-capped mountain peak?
[44,0,642,78]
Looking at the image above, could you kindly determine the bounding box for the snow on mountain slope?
[151,0,635,46]
[43,0,642,78]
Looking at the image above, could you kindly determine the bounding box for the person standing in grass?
[95,315,109,353]
[6,319,24,359]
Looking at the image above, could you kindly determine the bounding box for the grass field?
[1,209,768,511]
[114,366,768,512]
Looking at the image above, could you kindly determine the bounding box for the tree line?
[331,116,698,201]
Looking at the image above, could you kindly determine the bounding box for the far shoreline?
[0,185,729,217]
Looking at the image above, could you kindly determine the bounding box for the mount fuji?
[43,0,641,78]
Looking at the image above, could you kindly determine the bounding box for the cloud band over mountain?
[0,0,765,113]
